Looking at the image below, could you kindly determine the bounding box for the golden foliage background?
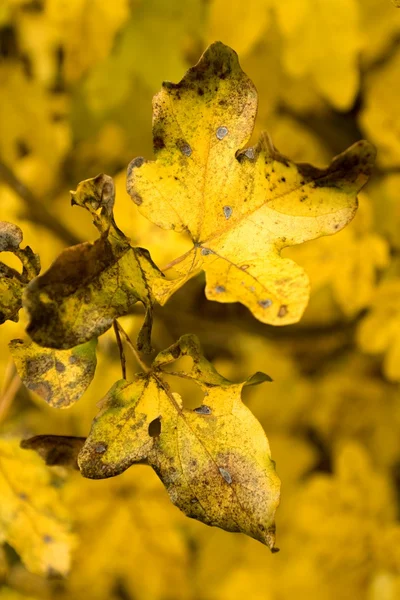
[1,0,400,598]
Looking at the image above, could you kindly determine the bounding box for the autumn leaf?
[9,338,97,408]
[23,174,161,351]
[0,222,40,326]
[0,438,74,577]
[357,279,400,382]
[75,334,280,549]
[127,42,375,326]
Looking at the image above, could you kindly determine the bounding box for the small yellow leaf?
[77,334,280,549]
[127,42,375,326]
[9,338,97,408]
[0,438,74,576]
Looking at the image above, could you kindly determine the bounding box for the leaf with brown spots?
[0,438,75,576]
[0,222,40,326]
[23,175,162,351]
[77,334,280,549]
[9,338,97,408]
[127,42,375,326]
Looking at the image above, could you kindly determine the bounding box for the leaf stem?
[113,320,150,373]
[113,320,127,379]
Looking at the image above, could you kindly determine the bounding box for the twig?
[0,160,80,247]
[113,319,127,379]
[0,360,21,423]
[114,320,150,373]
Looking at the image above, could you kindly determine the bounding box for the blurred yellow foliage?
[1,0,400,599]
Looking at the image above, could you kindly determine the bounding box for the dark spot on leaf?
[176,139,192,157]
[43,535,53,544]
[18,492,28,501]
[271,547,280,554]
[259,299,272,308]
[215,285,225,293]
[30,381,52,403]
[132,193,143,206]
[69,355,77,364]
[153,135,165,151]
[148,417,162,438]
[278,305,288,318]
[300,195,308,202]
[280,177,286,183]
[95,443,107,454]
[55,360,65,373]
[130,157,145,169]
[193,405,212,415]
[223,205,232,219]
[216,126,228,140]
[201,248,212,256]
[197,87,204,96]
[219,467,232,484]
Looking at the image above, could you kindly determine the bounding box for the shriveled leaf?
[20,435,86,469]
[0,438,74,576]
[77,334,280,549]
[0,222,40,325]
[24,175,162,350]
[127,42,375,326]
[9,338,97,408]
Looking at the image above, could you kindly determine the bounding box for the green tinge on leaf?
[9,338,97,408]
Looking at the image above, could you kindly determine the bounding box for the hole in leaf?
[148,417,161,437]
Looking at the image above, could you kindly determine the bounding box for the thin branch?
[113,319,127,379]
[0,360,21,424]
[0,160,80,247]
[114,319,150,373]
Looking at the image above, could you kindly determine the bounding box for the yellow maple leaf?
[77,334,280,549]
[357,279,400,382]
[0,438,74,577]
[127,42,375,326]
